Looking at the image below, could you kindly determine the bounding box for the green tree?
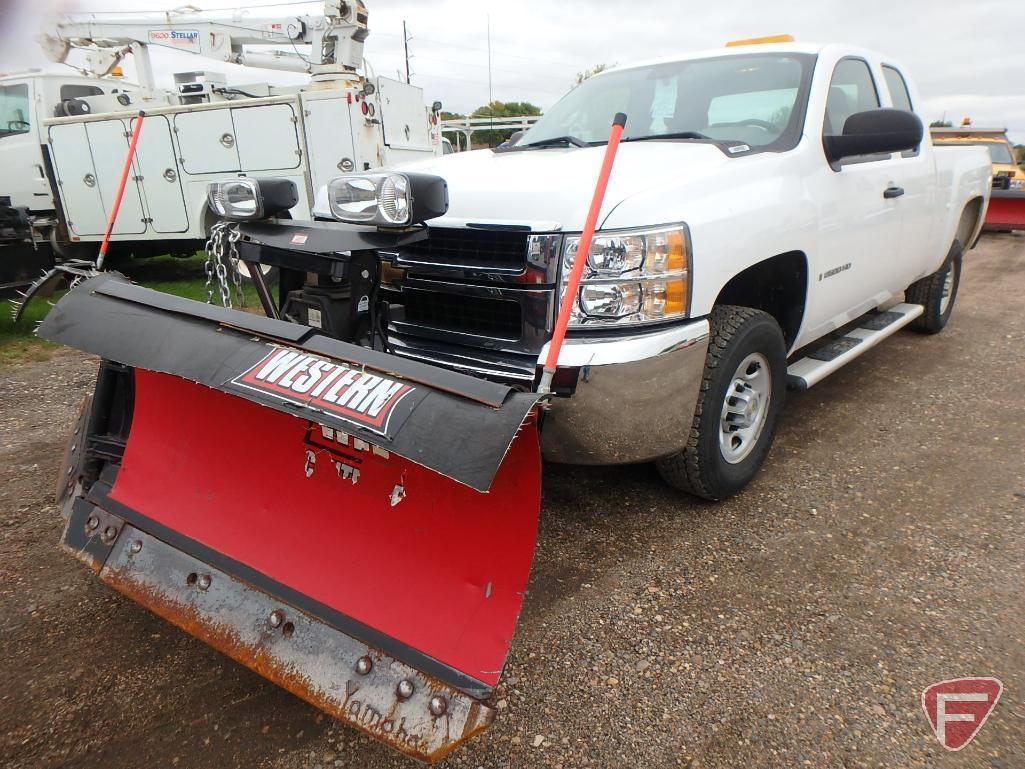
[930,119,953,128]
[469,100,542,147]
[1015,144,1025,166]
[575,63,613,85]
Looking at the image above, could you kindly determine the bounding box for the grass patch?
[1,251,262,366]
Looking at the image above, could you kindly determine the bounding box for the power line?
[401,51,565,80]
[77,1,321,13]
[372,30,581,71]
[402,70,565,97]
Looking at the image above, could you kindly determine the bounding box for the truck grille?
[398,290,522,339]
[397,228,529,271]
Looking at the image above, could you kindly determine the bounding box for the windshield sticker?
[649,77,678,134]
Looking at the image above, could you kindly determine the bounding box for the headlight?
[328,172,448,227]
[1010,178,1025,190]
[206,178,298,221]
[561,225,690,326]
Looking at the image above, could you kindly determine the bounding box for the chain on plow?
[204,220,245,309]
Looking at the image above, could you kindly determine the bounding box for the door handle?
[883,186,905,199]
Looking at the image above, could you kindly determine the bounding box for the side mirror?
[432,100,443,113]
[824,108,923,164]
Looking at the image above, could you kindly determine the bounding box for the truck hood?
[313,143,732,231]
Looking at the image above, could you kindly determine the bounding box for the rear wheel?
[906,242,962,334]
[656,305,787,501]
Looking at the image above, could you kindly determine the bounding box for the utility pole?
[487,14,494,146]
[403,20,411,84]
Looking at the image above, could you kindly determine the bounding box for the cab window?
[60,84,104,101]
[0,83,31,139]
[823,58,888,164]
[882,66,913,111]
[823,58,880,135]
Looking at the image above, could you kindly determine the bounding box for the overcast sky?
[2,0,1022,142]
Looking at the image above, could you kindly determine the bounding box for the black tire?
[656,305,787,501]
[906,242,962,334]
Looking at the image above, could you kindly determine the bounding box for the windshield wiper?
[521,135,591,148]
[621,131,709,142]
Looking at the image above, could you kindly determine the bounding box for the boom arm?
[39,0,368,94]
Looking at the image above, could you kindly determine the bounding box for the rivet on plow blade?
[397,679,415,700]
[355,655,373,675]
[269,609,284,628]
[429,696,447,716]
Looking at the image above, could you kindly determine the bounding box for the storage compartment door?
[131,115,188,234]
[48,122,107,237]
[85,119,146,235]
[232,103,301,172]
[377,77,432,151]
[175,108,240,174]
[300,93,356,193]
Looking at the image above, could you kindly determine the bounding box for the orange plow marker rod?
[539,112,627,394]
[97,111,145,270]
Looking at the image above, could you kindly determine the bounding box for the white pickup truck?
[38,40,993,759]
[259,41,992,499]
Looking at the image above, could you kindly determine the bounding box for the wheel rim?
[719,352,772,465]
[938,264,955,315]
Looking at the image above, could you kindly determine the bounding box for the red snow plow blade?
[41,275,541,762]
[984,189,1025,231]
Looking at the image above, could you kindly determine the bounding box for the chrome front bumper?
[538,319,710,464]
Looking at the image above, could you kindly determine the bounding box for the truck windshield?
[518,53,813,151]
[0,83,31,139]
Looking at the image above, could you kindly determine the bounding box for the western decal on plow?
[230,347,416,435]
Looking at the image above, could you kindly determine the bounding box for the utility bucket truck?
[3,0,442,298]
[37,39,990,762]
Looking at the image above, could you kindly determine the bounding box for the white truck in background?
[1,71,135,293]
[1,0,442,282]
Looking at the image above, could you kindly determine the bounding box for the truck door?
[376,77,435,165]
[85,119,146,235]
[232,103,301,172]
[804,58,904,339]
[48,122,107,237]
[300,92,357,196]
[0,79,51,211]
[880,64,938,287]
[131,114,189,233]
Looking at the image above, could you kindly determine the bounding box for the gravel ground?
[2,233,1023,769]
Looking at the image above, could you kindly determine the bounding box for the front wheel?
[656,305,787,501]
[906,243,962,334]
